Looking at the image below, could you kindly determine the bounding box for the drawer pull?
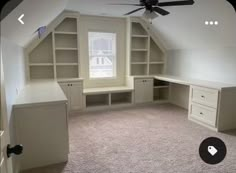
[201,95,205,98]
[200,112,203,115]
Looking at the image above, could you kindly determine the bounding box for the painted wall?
[149,0,236,50]
[1,37,26,173]
[79,15,127,88]
[1,0,68,47]
[166,47,236,84]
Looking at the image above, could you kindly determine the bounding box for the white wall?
[166,47,236,84]
[1,37,26,173]
[1,0,68,47]
[79,15,127,88]
[150,0,236,50]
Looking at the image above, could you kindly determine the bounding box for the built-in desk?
[153,75,236,131]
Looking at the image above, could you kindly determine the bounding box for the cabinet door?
[59,83,70,109]
[135,79,153,103]
[69,82,83,110]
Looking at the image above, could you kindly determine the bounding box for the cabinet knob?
[200,112,203,115]
[201,95,205,98]
[7,144,23,158]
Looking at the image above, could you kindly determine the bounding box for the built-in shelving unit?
[86,94,110,107]
[129,20,165,76]
[28,16,79,80]
[84,90,133,108]
[153,79,169,102]
[111,92,132,105]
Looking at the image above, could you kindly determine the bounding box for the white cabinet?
[189,86,219,128]
[14,102,69,170]
[134,79,153,103]
[59,81,83,111]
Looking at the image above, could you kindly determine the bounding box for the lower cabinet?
[14,102,69,170]
[59,81,83,111]
[134,78,153,103]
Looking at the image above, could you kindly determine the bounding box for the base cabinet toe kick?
[188,85,236,131]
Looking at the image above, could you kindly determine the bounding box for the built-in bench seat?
[83,86,134,94]
[83,86,134,108]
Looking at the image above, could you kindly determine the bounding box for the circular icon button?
[199,137,227,165]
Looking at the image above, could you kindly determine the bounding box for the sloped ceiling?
[1,0,236,49]
[66,0,236,49]
[1,0,68,47]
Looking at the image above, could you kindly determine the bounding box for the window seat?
[83,86,134,94]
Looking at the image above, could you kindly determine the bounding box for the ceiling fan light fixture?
[143,10,158,24]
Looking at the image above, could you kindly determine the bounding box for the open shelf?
[131,37,148,50]
[149,64,164,75]
[131,64,147,76]
[150,38,164,62]
[29,34,53,64]
[55,34,77,49]
[30,66,54,79]
[154,79,170,87]
[111,92,132,105]
[131,51,148,63]
[54,31,77,35]
[154,87,169,101]
[132,35,148,38]
[131,49,148,52]
[55,18,77,33]
[86,94,109,107]
[56,49,78,63]
[132,22,147,35]
[56,65,79,79]
[29,63,54,66]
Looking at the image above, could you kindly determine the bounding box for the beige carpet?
[23,104,236,173]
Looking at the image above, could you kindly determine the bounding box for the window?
[88,32,116,78]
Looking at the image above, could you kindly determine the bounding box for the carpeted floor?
[23,104,236,173]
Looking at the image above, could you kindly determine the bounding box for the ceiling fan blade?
[158,0,194,7]
[124,7,145,15]
[108,3,143,6]
[227,0,236,11]
[153,7,170,16]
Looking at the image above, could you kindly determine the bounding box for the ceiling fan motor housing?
[140,0,159,6]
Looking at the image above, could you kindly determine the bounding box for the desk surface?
[14,80,67,108]
[154,75,236,90]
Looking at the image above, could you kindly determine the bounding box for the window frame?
[88,31,118,80]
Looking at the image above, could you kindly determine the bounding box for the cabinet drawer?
[191,86,218,108]
[190,103,217,127]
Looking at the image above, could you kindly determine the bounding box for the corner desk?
[154,75,236,132]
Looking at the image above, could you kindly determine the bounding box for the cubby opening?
[131,64,147,76]
[55,18,77,33]
[131,51,148,63]
[56,65,79,79]
[29,34,53,64]
[111,92,132,105]
[154,79,170,87]
[131,37,148,50]
[55,34,77,49]
[56,50,78,63]
[86,94,109,107]
[154,88,169,101]
[149,38,164,63]
[149,64,163,75]
[30,66,54,79]
[132,23,147,35]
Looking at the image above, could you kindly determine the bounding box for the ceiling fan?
[110,0,195,16]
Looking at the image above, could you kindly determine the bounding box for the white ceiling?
[66,0,236,49]
[1,0,236,49]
